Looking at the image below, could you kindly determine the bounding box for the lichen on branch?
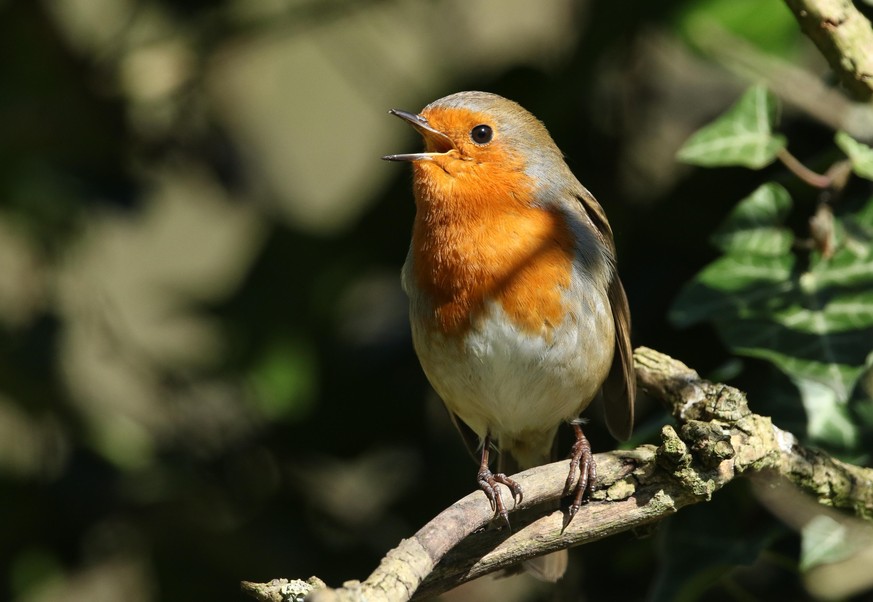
[242,347,873,602]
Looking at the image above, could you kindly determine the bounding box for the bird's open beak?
[382,109,456,162]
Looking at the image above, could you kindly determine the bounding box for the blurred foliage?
[1,0,871,601]
[674,0,801,56]
[837,131,873,180]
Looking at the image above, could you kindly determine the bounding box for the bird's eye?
[470,124,493,144]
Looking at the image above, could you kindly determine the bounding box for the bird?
[383,91,635,581]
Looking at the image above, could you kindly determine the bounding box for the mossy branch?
[783,0,873,101]
[241,347,873,602]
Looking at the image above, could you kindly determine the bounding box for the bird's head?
[383,91,568,187]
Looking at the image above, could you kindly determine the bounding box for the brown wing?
[575,189,636,441]
[603,276,635,441]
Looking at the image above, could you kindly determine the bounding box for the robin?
[383,91,635,581]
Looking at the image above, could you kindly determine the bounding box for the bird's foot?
[477,466,523,528]
[564,422,597,520]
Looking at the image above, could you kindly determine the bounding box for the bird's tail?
[524,548,568,582]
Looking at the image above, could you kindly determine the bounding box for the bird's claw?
[564,424,597,521]
[478,468,522,528]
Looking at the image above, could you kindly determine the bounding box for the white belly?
[406,265,615,456]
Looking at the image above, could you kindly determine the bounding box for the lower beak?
[382,109,455,162]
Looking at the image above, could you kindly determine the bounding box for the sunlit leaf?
[850,356,873,431]
[710,183,793,255]
[835,131,873,181]
[800,515,853,571]
[671,184,873,448]
[678,85,786,168]
[792,379,858,448]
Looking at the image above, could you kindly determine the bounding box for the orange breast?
[410,161,575,337]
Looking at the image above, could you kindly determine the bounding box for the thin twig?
[777,147,834,188]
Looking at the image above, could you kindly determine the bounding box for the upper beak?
[382,109,456,162]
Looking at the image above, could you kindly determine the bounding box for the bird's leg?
[564,421,597,519]
[477,434,523,528]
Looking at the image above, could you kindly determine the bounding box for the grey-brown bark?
[241,347,873,602]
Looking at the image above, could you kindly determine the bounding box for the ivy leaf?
[710,182,794,255]
[670,183,795,327]
[678,85,786,168]
[800,515,853,571]
[671,184,873,448]
[835,131,873,181]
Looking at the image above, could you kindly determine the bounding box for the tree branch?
[783,0,873,101]
[241,347,873,602]
[687,21,873,140]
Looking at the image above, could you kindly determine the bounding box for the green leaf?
[800,515,854,571]
[678,85,786,168]
[793,379,859,448]
[676,0,801,57]
[835,131,873,181]
[671,185,873,448]
[670,184,796,328]
[710,182,794,255]
[849,353,873,435]
[248,340,317,421]
[669,255,794,328]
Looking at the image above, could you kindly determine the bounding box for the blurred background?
[0,0,864,600]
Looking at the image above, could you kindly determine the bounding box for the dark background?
[0,0,854,600]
